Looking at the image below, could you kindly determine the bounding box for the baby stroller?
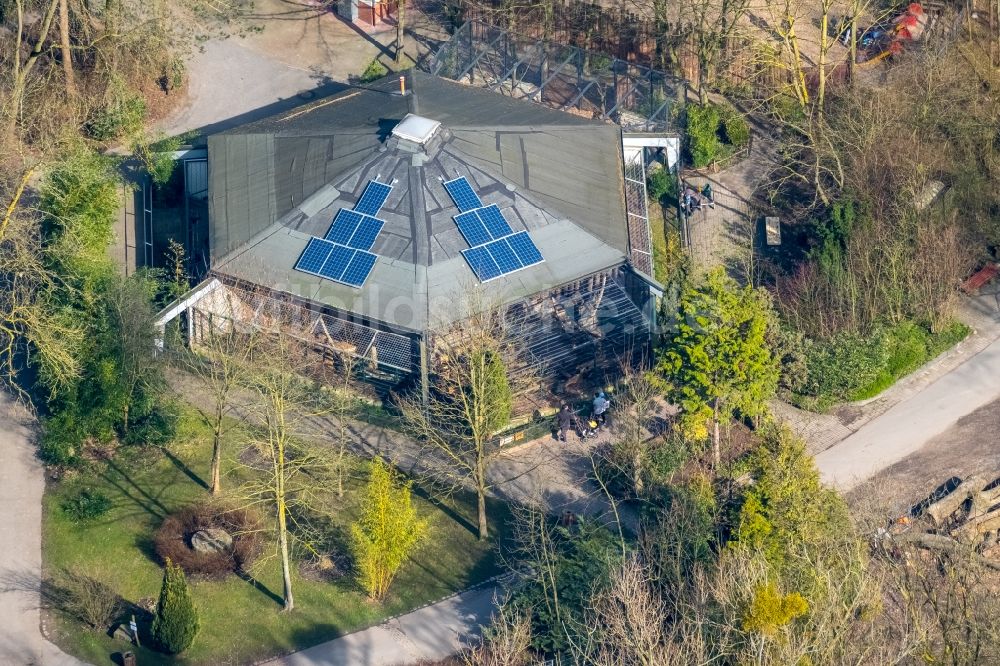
[576,416,600,439]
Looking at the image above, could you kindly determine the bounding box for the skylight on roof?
[392,114,441,145]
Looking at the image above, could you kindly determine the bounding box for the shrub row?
[782,320,970,411]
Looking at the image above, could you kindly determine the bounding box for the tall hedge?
[152,558,199,654]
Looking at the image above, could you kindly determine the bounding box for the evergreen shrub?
[152,558,199,654]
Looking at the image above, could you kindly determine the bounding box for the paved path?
[815,333,1000,491]
[0,394,87,666]
[266,585,498,666]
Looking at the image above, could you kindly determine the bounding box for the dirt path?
[0,394,89,666]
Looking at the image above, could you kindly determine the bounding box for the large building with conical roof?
[191,71,664,395]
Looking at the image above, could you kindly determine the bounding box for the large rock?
[190,528,233,554]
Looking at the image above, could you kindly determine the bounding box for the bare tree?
[600,364,664,498]
[235,329,335,611]
[572,555,672,666]
[398,294,535,540]
[186,314,259,495]
[463,598,535,666]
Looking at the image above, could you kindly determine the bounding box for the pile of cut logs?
[876,474,1000,570]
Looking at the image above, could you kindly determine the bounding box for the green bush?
[686,103,751,168]
[122,407,178,447]
[152,558,199,654]
[647,167,678,205]
[786,320,971,409]
[720,106,750,148]
[686,103,723,168]
[40,411,86,466]
[86,83,147,141]
[358,58,388,83]
[798,330,889,409]
[511,520,622,652]
[61,489,113,523]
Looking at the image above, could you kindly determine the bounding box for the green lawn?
[43,407,509,665]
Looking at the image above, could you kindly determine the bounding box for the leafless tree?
[234,329,336,612]
[398,292,537,540]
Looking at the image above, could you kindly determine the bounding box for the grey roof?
[208,72,630,332]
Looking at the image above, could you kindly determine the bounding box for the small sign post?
[130,615,140,647]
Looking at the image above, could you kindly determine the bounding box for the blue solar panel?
[454,211,492,247]
[318,243,354,281]
[507,231,544,266]
[477,205,513,239]
[354,181,392,216]
[462,246,503,281]
[295,237,335,274]
[325,209,364,245]
[340,250,378,286]
[486,238,523,274]
[347,216,384,251]
[443,177,483,212]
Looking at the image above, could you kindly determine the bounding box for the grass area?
[43,406,510,665]
[848,320,971,401]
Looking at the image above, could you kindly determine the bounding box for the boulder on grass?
[190,528,232,554]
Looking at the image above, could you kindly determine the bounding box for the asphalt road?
[815,334,1000,491]
[266,585,496,666]
[0,394,86,666]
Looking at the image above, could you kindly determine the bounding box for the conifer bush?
[151,558,200,654]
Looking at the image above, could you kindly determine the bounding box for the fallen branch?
[952,507,1000,541]
[892,532,1000,571]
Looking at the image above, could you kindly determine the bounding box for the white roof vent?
[392,114,441,145]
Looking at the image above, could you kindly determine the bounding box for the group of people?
[682,182,715,217]
[556,392,610,442]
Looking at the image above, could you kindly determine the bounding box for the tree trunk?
[278,499,294,611]
[848,12,858,83]
[1,168,34,241]
[395,0,405,65]
[211,432,222,495]
[712,400,721,468]
[817,9,828,116]
[476,461,489,540]
[59,0,75,96]
[477,487,488,540]
[6,0,60,137]
[632,444,644,496]
[211,400,224,494]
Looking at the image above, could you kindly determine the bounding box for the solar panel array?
[325,209,385,251]
[442,177,545,283]
[294,180,392,288]
[295,237,379,287]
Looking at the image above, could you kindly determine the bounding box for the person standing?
[701,183,715,209]
[592,392,610,428]
[557,404,575,442]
